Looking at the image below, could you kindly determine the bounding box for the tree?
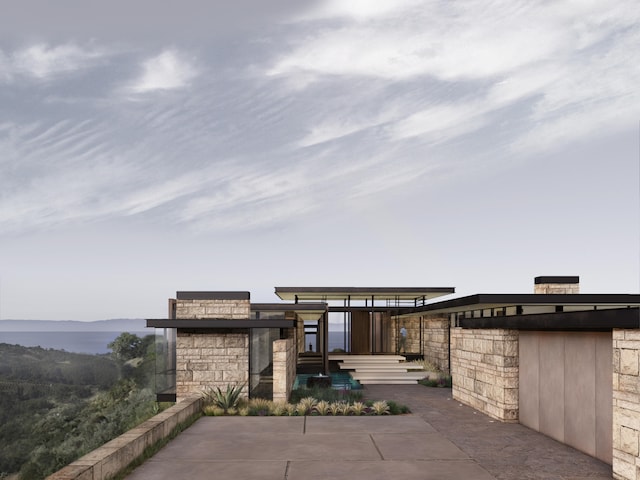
[108,332,144,361]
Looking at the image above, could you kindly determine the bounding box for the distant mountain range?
[0,319,147,332]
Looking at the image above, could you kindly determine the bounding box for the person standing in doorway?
[399,325,407,354]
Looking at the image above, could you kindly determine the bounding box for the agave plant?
[314,400,331,416]
[329,401,347,415]
[296,396,318,416]
[371,401,390,415]
[349,401,366,416]
[202,383,246,414]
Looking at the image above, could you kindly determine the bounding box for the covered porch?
[274,286,455,375]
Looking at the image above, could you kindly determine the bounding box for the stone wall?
[388,316,421,354]
[423,314,450,372]
[176,331,249,400]
[613,329,640,480]
[273,338,296,402]
[175,298,250,319]
[450,327,519,422]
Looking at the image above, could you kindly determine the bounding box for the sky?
[1,0,639,321]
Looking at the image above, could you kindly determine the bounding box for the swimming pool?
[293,372,362,390]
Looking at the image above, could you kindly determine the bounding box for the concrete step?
[358,379,420,385]
[338,363,424,371]
[328,354,406,362]
[351,372,427,380]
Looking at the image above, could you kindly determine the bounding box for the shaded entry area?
[275,287,455,372]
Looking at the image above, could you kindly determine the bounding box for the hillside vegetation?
[0,333,158,480]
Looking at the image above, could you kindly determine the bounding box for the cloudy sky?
[1,0,639,320]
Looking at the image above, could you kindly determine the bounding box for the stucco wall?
[450,327,519,422]
[519,331,612,464]
[613,329,640,480]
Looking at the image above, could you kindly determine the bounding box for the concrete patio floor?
[125,385,612,480]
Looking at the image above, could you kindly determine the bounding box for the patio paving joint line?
[369,434,385,460]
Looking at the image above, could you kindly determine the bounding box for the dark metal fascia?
[327,306,414,315]
[146,318,295,329]
[176,291,250,301]
[250,302,328,311]
[413,293,640,313]
[534,276,579,284]
[458,307,640,331]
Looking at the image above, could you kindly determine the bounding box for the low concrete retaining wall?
[46,395,203,480]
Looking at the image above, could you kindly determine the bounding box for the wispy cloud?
[128,49,198,93]
[1,43,107,82]
[272,0,640,158]
[0,1,638,237]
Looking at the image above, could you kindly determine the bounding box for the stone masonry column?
[174,292,251,401]
[613,329,640,480]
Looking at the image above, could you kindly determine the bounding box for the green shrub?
[248,398,272,416]
[289,386,362,404]
[419,375,452,388]
[387,400,411,415]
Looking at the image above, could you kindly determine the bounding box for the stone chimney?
[534,276,579,294]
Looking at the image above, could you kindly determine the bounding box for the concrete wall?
[450,327,519,422]
[176,331,249,400]
[273,337,296,402]
[519,331,612,464]
[47,396,202,480]
[613,329,640,480]
[423,314,450,372]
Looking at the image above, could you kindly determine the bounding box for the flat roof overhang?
[251,303,328,321]
[403,293,640,315]
[146,318,295,329]
[274,287,455,302]
[251,302,327,312]
[176,291,250,300]
[459,307,640,331]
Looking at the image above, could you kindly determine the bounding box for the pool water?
[293,372,362,390]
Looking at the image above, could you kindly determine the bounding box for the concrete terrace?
[125,385,612,480]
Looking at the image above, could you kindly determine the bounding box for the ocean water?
[0,331,149,355]
[305,331,348,352]
[1,330,348,355]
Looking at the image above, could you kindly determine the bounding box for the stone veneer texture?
[273,337,296,402]
[387,316,421,354]
[175,298,250,319]
[613,329,640,480]
[450,327,519,422]
[423,314,451,373]
[534,283,579,294]
[175,331,249,400]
